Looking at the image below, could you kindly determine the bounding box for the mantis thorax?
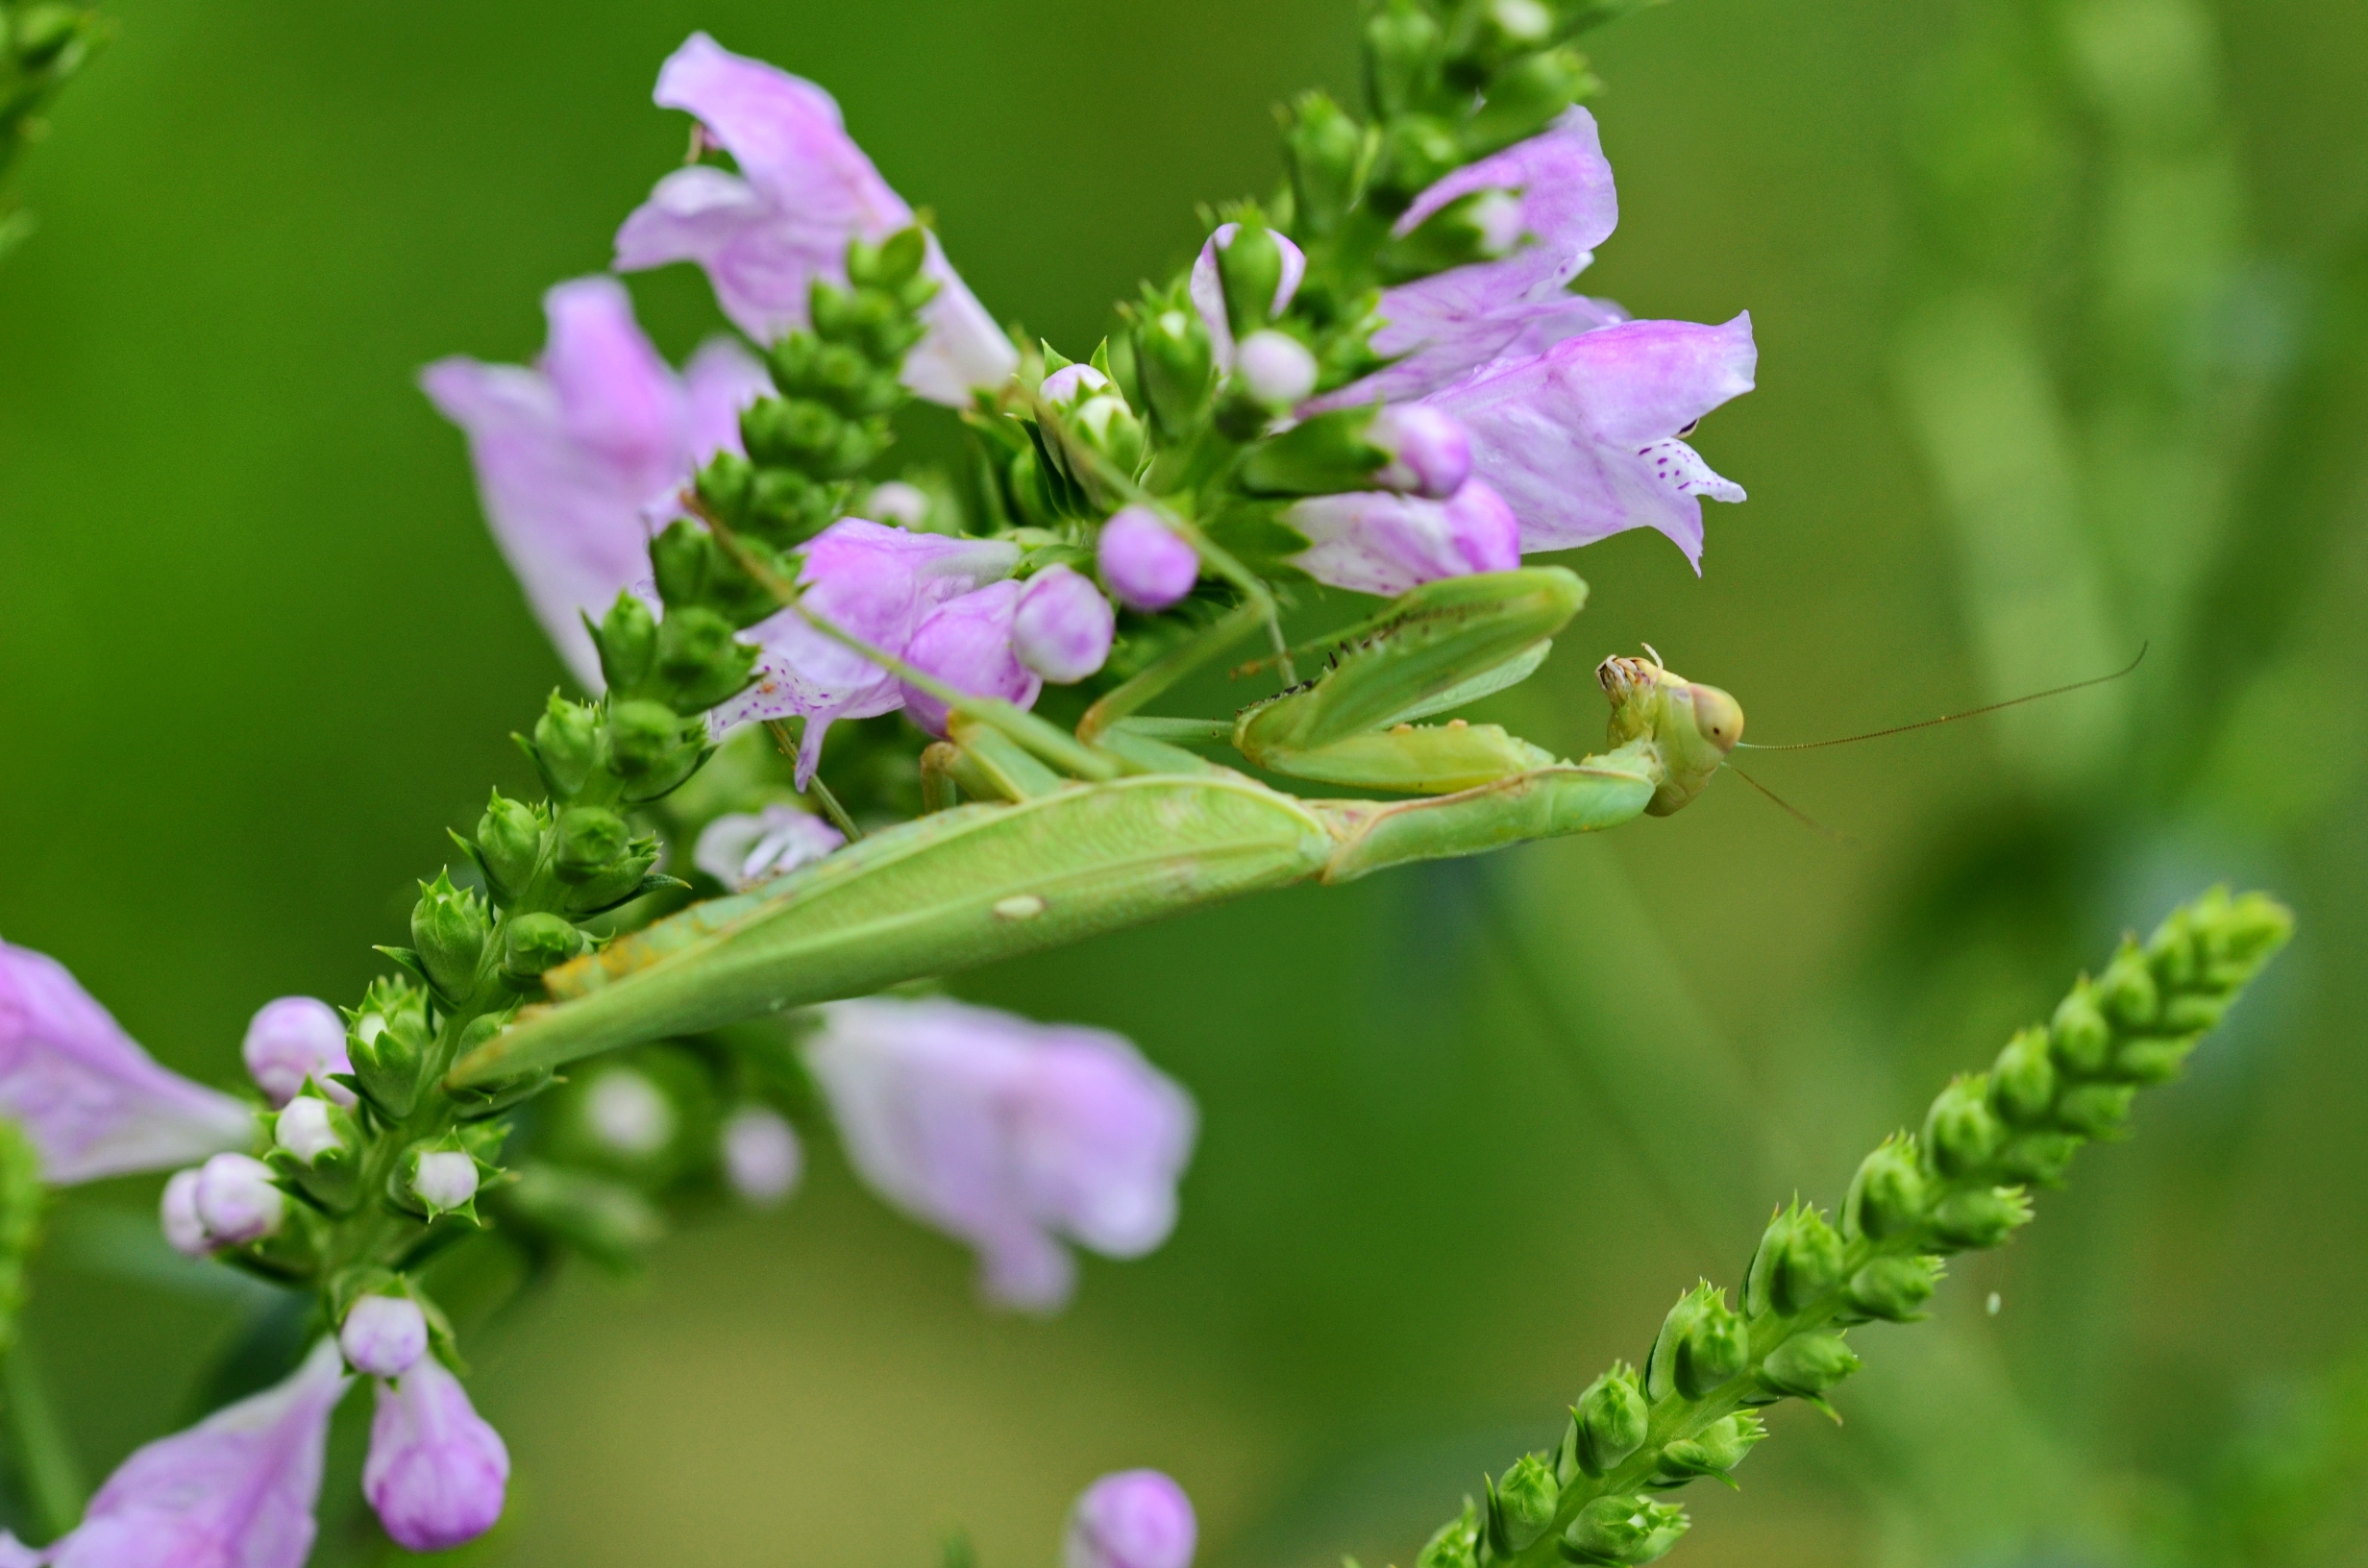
[1599,654,1745,816]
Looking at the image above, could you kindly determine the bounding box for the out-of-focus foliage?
[0,0,2362,1565]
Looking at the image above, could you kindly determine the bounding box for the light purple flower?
[241,996,354,1110]
[421,276,770,688]
[899,579,1043,736]
[710,518,1020,783]
[0,939,251,1186]
[2,1338,348,1568]
[1287,478,1521,597]
[160,1168,210,1258]
[1311,110,1625,411]
[1012,565,1116,684]
[1097,508,1199,613]
[1188,221,1307,370]
[615,33,1018,404]
[1066,1470,1197,1568]
[694,803,846,891]
[1369,404,1472,499]
[362,1358,510,1553]
[721,1105,803,1204]
[193,1152,284,1246]
[806,998,1197,1311]
[340,1295,430,1380]
[1420,314,1757,567]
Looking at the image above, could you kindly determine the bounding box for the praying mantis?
[449,564,1745,1089]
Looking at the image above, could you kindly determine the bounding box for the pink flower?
[1066,1471,1197,1568]
[805,998,1197,1311]
[240,997,353,1110]
[0,939,251,1185]
[1011,565,1117,684]
[1286,478,1521,597]
[1187,221,1307,371]
[692,804,846,891]
[1097,508,1199,613]
[614,34,1017,404]
[6,1339,348,1568]
[421,276,769,688]
[362,1358,510,1553]
[898,579,1043,736]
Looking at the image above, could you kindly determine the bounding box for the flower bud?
[1842,1254,1942,1323]
[1988,1026,2057,1126]
[606,698,706,796]
[1283,90,1366,238]
[591,590,656,691]
[554,806,629,882]
[1560,1495,1688,1567]
[503,912,583,982]
[1927,1185,2034,1251]
[1489,1454,1558,1553]
[2048,982,2113,1076]
[1364,0,1443,119]
[1566,1364,1649,1478]
[2052,1082,2135,1138]
[273,1096,344,1165]
[2094,940,2159,1031]
[1416,1501,1479,1568]
[1098,507,1200,612]
[1371,405,1471,498]
[160,1167,211,1257]
[1216,222,1293,335]
[505,1163,665,1269]
[2113,1034,2201,1084]
[584,1068,676,1158]
[1135,299,1215,436]
[1746,1204,1846,1317]
[1379,189,1525,280]
[1064,1469,1196,1568]
[409,1149,481,1216]
[348,991,427,1120]
[1842,1138,1928,1241]
[1994,1130,2081,1186]
[722,1105,804,1205]
[1646,1285,1744,1402]
[1013,566,1117,684]
[341,1294,430,1379]
[531,693,600,797]
[241,995,354,1109]
[1235,331,1319,407]
[1922,1074,2003,1177]
[193,1152,283,1245]
[1653,1412,1765,1484]
[475,792,545,901]
[364,1358,510,1551]
[1759,1333,1862,1398]
[1378,114,1462,201]
[1465,48,1594,157]
[410,870,489,1000]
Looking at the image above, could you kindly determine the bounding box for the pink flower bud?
[722,1106,803,1205]
[363,1358,509,1552]
[1065,1470,1197,1568]
[160,1168,211,1258]
[411,1150,480,1213]
[340,1295,430,1379]
[899,579,1043,736]
[241,995,356,1109]
[193,1152,283,1245]
[1041,364,1112,406]
[1235,330,1318,406]
[1369,405,1472,499]
[1097,508,1199,613]
[1012,566,1117,684]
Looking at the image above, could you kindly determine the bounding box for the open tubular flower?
[362,1357,511,1553]
[0,939,251,1185]
[899,578,1043,736]
[615,32,1017,404]
[1287,478,1520,597]
[420,276,769,688]
[693,803,847,891]
[804,997,1198,1311]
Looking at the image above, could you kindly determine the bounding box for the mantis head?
[1598,652,1744,816]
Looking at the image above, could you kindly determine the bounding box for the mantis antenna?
[1736,643,2148,752]
[1726,765,1856,844]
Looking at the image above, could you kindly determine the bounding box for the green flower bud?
[1646,1284,1743,1402]
[2048,982,2113,1075]
[1842,1137,1928,1241]
[1560,1495,1688,1566]
[696,450,754,525]
[650,521,778,630]
[1746,1204,1847,1317]
[606,698,707,799]
[1841,1254,1942,1323]
[1566,1363,1649,1478]
[1988,1027,2057,1127]
[2052,1081,2135,1138]
[1465,48,1596,157]
[1377,114,1463,201]
[1652,1412,1764,1485]
[1283,91,1367,238]
[1239,408,1390,496]
[531,694,601,798]
[503,912,583,982]
[2145,905,2201,990]
[2112,1035,2200,1084]
[847,226,929,293]
[1922,1074,2003,1177]
[2155,990,2229,1036]
[1488,1454,1559,1554]
[1416,1499,1479,1568]
[2094,940,2159,1031]
[1061,387,1147,478]
[504,1162,666,1271]
[409,870,488,1000]
[591,591,656,691]
[1926,1186,2034,1252]
[743,396,883,478]
[1218,220,1288,335]
[2191,888,2293,977]
[475,792,544,902]
[346,980,429,1120]
[1993,1131,2082,1186]
[554,806,629,882]
[12,6,85,68]
[1759,1333,1862,1398]
[1364,0,1443,119]
[652,605,760,716]
[1134,297,1216,437]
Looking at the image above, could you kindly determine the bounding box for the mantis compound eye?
[1688,684,1745,753]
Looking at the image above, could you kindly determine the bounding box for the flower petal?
[1286,478,1522,597]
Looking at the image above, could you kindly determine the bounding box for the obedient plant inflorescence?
[1401,888,2292,1568]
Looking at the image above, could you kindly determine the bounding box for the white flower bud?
[273,1096,343,1165]
[721,1106,803,1205]
[193,1152,284,1245]
[1235,330,1318,406]
[340,1294,430,1379]
[585,1069,675,1157]
[411,1151,480,1213]
[866,480,931,527]
[160,1167,212,1258]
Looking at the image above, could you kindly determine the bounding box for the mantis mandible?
[449,566,1744,1089]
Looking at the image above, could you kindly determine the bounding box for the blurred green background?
[3,0,2366,1563]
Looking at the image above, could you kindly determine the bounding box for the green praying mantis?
[448,564,1746,1089]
